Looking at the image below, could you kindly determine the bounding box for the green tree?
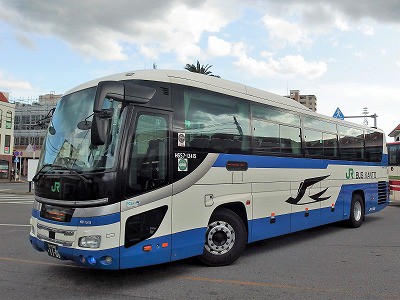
[184,61,220,77]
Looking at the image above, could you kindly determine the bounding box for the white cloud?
[359,25,375,36]
[354,52,365,59]
[207,36,232,57]
[205,36,327,79]
[0,0,239,62]
[234,52,327,79]
[262,15,311,47]
[334,17,349,31]
[0,71,32,91]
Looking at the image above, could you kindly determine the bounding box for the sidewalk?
[0,175,28,183]
[0,176,33,195]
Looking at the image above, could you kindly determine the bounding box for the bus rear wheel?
[199,208,247,267]
[347,194,364,228]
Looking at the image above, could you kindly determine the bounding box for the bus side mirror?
[91,108,114,145]
[91,115,110,146]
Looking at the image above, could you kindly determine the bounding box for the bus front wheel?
[199,208,247,267]
[347,194,364,228]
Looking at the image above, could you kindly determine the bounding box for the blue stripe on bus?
[32,209,120,227]
[213,154,388,169]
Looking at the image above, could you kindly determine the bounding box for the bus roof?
[65,69,384,133]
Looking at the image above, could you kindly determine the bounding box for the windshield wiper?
[32,164,92,183]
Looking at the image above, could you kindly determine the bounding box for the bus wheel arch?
[199,206,247,266]
[347,191,365,228]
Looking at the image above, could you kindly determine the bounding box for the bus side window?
[128,114,168,195]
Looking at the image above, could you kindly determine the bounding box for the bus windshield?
[38,87,124,172]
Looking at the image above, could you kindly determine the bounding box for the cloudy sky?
[1,0,400,138]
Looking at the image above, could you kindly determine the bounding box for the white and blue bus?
[30,70,389,269]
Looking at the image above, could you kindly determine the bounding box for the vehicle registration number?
[47,243,62,259]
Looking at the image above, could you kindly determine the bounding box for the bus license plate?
[47,243,61,259]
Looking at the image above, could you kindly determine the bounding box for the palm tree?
[184,61,220,78]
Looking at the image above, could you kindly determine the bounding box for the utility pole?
[344,108,378,128]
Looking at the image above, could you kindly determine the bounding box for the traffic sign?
[14,157,19,163]
[333,107,345,120]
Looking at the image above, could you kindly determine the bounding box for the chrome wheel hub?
[354,201,362,221]
[205,221,235,255]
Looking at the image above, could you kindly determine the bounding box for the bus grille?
[378,181,388,205]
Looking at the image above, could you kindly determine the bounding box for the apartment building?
[0,91,15,179]
[287,90,317,112]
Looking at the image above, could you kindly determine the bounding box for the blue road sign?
[14,157,19,163]
[333,107,344,120]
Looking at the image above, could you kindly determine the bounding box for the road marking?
[0,194,32,197]
[0,194,34,204]
[0,256,84,269]
[0,224,30,227]
[177,276,397,299]
[0,201,33,204]
[178,276,332,293]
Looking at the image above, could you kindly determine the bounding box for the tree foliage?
[184,61,220,78]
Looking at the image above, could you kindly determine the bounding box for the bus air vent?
[160,87,170,95]
[377,181,388,205]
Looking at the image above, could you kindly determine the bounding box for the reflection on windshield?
[38,87,124,172]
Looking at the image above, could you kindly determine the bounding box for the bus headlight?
[78,235,101,248]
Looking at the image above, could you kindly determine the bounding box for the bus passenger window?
[183,89,250,153]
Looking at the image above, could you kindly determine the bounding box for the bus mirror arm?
[91,81,156,145]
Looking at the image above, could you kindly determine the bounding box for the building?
[13,92,61,175]
[287,90,317,112]
[0,91,15,179]
[389,124,400,141]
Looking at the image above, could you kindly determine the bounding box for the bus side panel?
[250,214,291,243]
[119,197,172,269]
[251,183,291,243]
[319,183,344,224]
[170,228,207,262]
[171,184,217,261]
[338,182,389,221]
[171,176,252,261]
[119,235,172,269]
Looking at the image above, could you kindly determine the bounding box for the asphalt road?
[0,192,399,300]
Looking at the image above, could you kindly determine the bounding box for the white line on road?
[0,224,30,227]
[0,201,33,204]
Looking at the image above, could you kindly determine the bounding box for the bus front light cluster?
[78,235,101,248]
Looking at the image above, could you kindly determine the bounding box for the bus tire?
[199,208,247,267]
[347,194,364,228]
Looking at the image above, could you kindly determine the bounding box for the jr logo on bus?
[51,181,60,193]
[346,168,377,180]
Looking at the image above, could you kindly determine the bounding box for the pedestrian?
[10,167,15,181]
